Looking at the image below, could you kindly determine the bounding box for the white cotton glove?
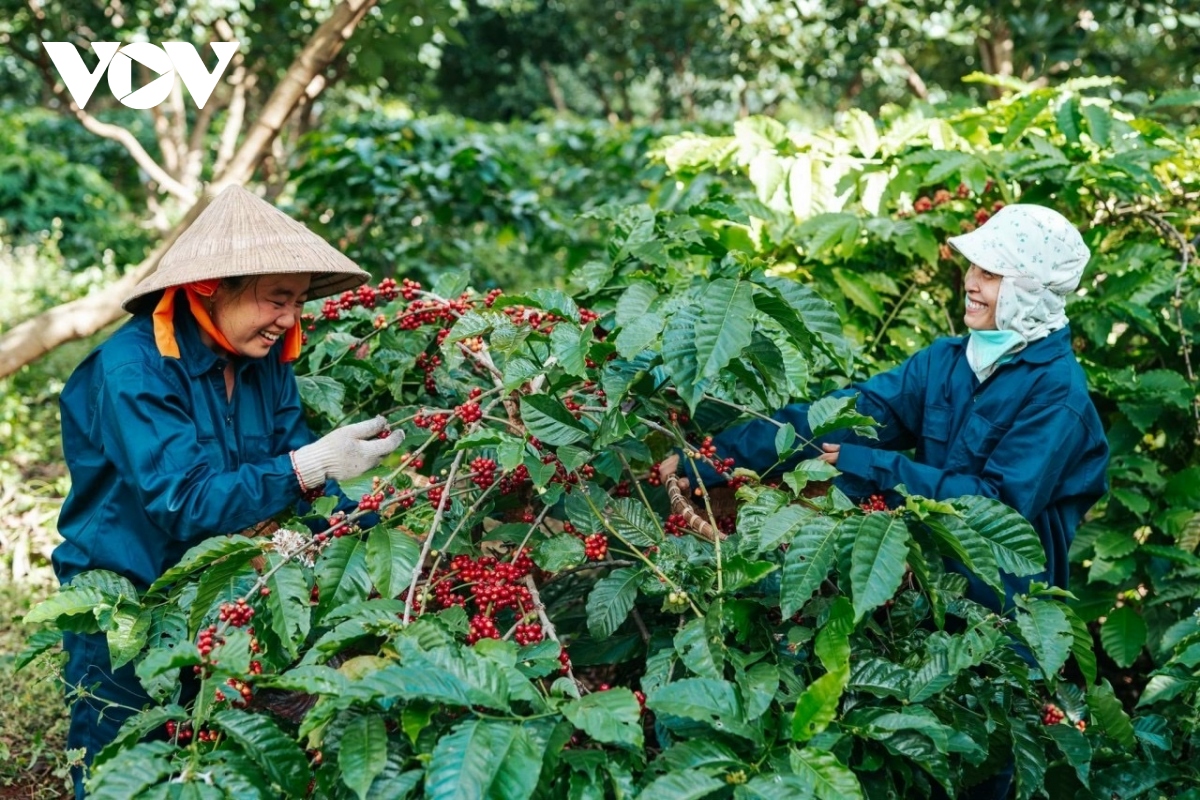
[291,416,404,491]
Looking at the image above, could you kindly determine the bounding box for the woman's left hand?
[818,443,840,466]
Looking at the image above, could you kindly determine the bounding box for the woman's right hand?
[291,416,404,491]
[658,453,689,492]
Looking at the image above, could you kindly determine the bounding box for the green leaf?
[532,535,586,572]
[607,498,662,547]
[92,705,187,770]
[797,213,861,258]
[792,670,847,742]
[520,395,590,446]
[722,556,777,594]
[675,616,723,679]
[562,688,644,748]
[832,268,885,317]
[1086,680,1135,748]
[257,665,349,695]
[339,714,389,800]
[1057,97,1083,143]
[425,719,544,800]
[106,608,150,670]
[297,375,346,419]
[260,554,311,662]
[845,108,880,159]
[1002,92,1053,146]
[14,628,61,670]
[952,496,1045,576]
[366,527,422,600]
[1082,103,1112,146]
[792,748,864,800]
[1099,605,1147,669]
[1090,762,1178,799]
[664,304,708,412]
[615,312,664,359]
[1064,608,1098,686]
[648,677,760,741]
[87,741,177,799]
[1046,723,1091,785]
[1016,600,1073,677]
[1011,718,1048,800]
[615,282,658,328]
[550,323,590,378]
[447,310,500,342]
[783,459,840,494]
[636,771,724,800]
[188,553,257,633]
[315,536,371,624]
[779,516,839,617]
[212,709,310,797]
[806,395,876,438]
[22,586,106,625]
[924,514,1001,598]
[694,278,755,379]
[586,567,640,638]
[848,514,911,621]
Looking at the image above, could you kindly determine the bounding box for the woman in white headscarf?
[669,204,1110,613]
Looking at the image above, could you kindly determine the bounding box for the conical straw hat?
[123,185,370,312]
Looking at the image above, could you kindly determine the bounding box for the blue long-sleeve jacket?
[690,327,1109,608]
[54,305,358,590]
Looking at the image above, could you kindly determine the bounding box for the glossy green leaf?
[261,553,311,661]
[1086,680,1135,748]
[694,278,755,379]
[586,567,640,638]
[779,516,839,617]
[637,770,724,800]
[848,514,911,621]
[520,394,590,446]
[425,719,544,800]
[792,747,864,800]
[366,527,422,600]
[315,536,372,625]
[533,534,586,572]
[212,709,310,797]
[339,714,389,800]
[1099,605,1146,669]
[1016,600,1073,677]
[562,688,644,747]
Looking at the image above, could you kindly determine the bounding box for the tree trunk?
[0,0,379,379]
[540,60,567,113]
[977,14,1014,97]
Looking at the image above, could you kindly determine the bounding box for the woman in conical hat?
[53,185,404,796]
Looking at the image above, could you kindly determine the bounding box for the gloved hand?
[291,416,404,491]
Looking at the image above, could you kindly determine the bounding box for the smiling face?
[208,273,311,358]
[963,264,1002,331]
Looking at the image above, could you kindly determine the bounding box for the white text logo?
[41,41,240,110]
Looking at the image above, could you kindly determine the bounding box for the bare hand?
[818,443,840,466]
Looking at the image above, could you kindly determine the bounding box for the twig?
[523,575,579,687]
[403,450,465,625]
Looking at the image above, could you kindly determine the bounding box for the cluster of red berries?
[498,464,530,495]
[647,465,663,487]
[484,288,504,306]
[513,622,544,645]
[218,598,255,627]
[613,480,632,497]
[717,514,737,535]
[470,457,497,490]
[563,398,584,419]
[860,494,889,513]
[1041,703,1066,726]
[414,410,452,440]
[165,721,193,742]
[196,625,222,657]
[249,660,263,675]
[583,533,608,561]
[467,614,500,645]
[358,491,384,512]
[415,352,442,393]
[579,308,600,324]
[400,278,422,301]
[396,294,473,332]
[196,729,219,744]
[499,304,561,336]
[455,399,483,425]
[377,277,399,301]
[558,647,572,675]
[426,480,445,509]
[222,677,254,706]
[665,513,689,537]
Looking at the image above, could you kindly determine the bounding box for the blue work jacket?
[691,326,1109,609]
[54,305,356,591]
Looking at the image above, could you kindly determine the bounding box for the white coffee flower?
[269,528,316,568]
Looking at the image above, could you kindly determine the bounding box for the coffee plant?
[20,80,1200,798]
[26,199,1148,798]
